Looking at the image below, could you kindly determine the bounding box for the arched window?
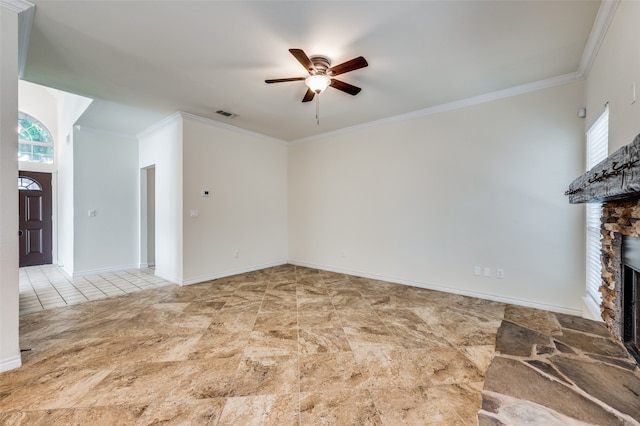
[18,176,42,191]
[18,112,54,164]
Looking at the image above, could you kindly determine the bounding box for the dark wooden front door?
[18,171,52,267]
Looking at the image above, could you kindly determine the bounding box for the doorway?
[140,166,156,268]
[147,167,156,267]
[18,171,53,267]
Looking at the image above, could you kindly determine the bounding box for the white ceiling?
[22,1,603,142]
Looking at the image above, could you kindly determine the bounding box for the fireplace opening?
[621,235,640,365]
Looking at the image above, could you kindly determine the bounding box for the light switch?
[87,209,96,217]
[190,209,199,218]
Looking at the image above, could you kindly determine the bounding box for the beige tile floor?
[19,265,172,314]
[3,264,507,424]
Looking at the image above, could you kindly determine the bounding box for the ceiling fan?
[265,49,368,103]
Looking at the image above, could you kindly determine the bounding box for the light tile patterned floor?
[19,265,172,314]
[6,265,639,424]
[4,264,504,424]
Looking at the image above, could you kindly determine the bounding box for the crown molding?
[291,71,584,145]
[143,1,619,147]
[0,0,32,13]
[290,2,619,146]
[178,111,287,146]
[1,0,35,79]
[577,0,620,78]
[138,111,287,146]
[137,111,182,139]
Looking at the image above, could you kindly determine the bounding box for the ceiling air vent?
[216,110,236,118]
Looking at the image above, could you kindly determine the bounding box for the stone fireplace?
[567,133,640,364]
[600,200,640,364]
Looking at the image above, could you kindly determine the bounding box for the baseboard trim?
[0,355,22,373]
[289,260,583,317]
[60,259,584,316]
[582,295,604,322]
[71,264,141,278]
[151,271,179,285]
[178,260,289,286]
[70,261,288,286]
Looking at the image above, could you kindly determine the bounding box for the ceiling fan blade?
[326,56,368,76]
[329,79,362,96]
[289,49,316,74]
[265,77,306,83]
[302,88,315,102]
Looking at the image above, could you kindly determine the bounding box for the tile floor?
[3,264,638,425]
[19,265,172,314]
[3,264,504,425]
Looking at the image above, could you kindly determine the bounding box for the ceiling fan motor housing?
[310,56,331,75]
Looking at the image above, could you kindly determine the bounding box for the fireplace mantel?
[566,133,640,204]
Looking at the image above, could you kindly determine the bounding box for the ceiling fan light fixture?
[305,75,331,94]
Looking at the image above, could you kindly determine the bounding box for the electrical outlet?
[483,267,491,277]
[497,268,504,279]
[474,266,482,276]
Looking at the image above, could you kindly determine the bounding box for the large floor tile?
[6,264,636,425]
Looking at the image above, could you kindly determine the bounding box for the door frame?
[18,170,53,266]
[18,166,58,266]
[139,165,156,268]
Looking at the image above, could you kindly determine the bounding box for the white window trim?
[584,104,608,320]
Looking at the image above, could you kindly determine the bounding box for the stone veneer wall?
[600,198,640,339]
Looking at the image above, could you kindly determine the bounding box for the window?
[18,112,54,164]
[18,177,42,191]
[585,105,609,307]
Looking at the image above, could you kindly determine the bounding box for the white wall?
[289,82,586,314]
[18,81,57,132]
[55,91,92,275]
[56,118,75,274]
[139,113,288,284]
[0,5,21,372]
[139,114,184,282]
[181,115,288,283]
[586,1,640,152]
[73,127,139,274]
